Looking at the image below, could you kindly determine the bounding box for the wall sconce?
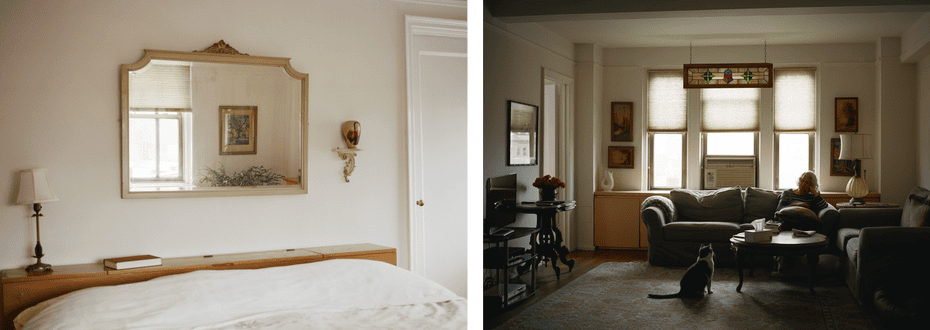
[839,134,872,205]
[334,121,361,182]
[15,169,59,274]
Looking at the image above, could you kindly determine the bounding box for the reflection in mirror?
[507,100,538,166]
[121,45,308,198]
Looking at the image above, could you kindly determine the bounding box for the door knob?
[416,200,424,206]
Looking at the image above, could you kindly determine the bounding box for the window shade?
[774,69,816,131]
[701,88,760,132]
[647,71,687,131]
[129,64,192,110]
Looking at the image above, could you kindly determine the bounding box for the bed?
[1,244,466,330]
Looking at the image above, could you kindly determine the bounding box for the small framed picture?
[611,102,633,142]
[835,97,858,132]
[220,106,257,155]
[608,146,634,169]
[830,138,857,176]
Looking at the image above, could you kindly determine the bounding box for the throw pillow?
[743,187,781,223]
[775,206,822,231]
[670,186,744,223]
[901,186,930,228]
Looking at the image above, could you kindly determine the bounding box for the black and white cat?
[648,244,714,299]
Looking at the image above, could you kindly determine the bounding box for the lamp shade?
[839,134,872,160]
[16,169,59,204]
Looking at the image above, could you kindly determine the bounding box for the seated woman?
[774,171,831,274]
[776,171,830,231]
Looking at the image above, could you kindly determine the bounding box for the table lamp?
[16,169,59,274]
[838,134,872,205]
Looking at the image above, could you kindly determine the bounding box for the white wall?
[0,0,465,270]
[876,37,918,204]
[919,55,930,188]
[600,44,879,193]
[483,12,574,248]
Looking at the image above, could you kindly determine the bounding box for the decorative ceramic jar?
[342,121,360,149]
[599,170,614,191]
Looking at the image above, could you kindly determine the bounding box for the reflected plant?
[198,164,284,187]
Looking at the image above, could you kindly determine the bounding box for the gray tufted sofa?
[641,186,839,267]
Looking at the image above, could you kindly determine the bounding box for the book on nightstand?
[104,255,162,270]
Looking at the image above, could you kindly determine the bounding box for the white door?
[405,16,467,298]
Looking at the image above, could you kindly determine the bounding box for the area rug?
[494,261,885,330]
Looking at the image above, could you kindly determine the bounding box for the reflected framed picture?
[608,146,634,168]
[835,97,858,132]
[507,100,538,166]
[611,102,633,142]
[830,138,857,176]
[220,106,257,155]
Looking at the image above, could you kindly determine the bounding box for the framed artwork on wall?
[507,100,538,166]
[830,138,857,176]
[608,146,634,168]
[611,102,633,142]
[220,106,257,155]
[835,97,858,132]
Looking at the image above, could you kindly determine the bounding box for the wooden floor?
[483,250,648,329]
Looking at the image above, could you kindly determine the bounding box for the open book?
[792,229,816,237]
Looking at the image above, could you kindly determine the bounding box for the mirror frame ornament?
[120,40,309,198]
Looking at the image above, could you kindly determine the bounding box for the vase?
[599,170,614,191]
[539,187,558,201]
[342,121,361,149]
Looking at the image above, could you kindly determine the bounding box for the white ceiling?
[494,5,930,48]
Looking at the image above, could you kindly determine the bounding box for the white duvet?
[18,259,466,330]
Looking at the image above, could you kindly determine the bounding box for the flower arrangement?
[533,175,565,189]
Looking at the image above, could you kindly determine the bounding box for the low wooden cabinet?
[594,192,657,249]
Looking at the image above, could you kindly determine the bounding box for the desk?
[497,201,576,279]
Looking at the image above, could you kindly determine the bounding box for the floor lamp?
[16,168,59,274]
[839,134,872,205]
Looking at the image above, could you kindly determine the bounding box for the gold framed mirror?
[120,41,308,198]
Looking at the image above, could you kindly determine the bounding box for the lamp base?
[25,262,53,274]
[849,197,866,205]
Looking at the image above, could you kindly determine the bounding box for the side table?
[835,202,899,209]
[496,201,576,279]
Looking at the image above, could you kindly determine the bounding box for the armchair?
[835,186,930,309]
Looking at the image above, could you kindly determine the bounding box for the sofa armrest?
[855,227,930,307]
[818,204,839,247]
[641,206,668,244]
[837,208,903,229]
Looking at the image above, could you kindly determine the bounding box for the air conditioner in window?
[703,156,756,189]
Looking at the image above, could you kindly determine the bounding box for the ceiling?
[486,0,930,48]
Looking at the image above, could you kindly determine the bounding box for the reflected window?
[129,110,190,183]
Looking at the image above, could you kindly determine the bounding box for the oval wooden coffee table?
[730,231,828,294]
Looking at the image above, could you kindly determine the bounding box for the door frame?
[541,68,575,249]
[404,15,467,276]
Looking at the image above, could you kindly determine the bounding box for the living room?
[484,1,930,328]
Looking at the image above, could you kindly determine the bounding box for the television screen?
[485,173,517,233]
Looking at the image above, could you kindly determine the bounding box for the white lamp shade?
[839,134,872,160]
[16,169,59,204]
